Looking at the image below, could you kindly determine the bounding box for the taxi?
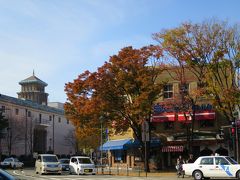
[182,155,240,180]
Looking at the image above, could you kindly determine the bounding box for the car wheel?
[236,170,240,179]
[12,165,16,169]
[193,170,203,180]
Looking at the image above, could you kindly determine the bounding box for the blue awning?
[128,139,161,148]
[100,139,132,151]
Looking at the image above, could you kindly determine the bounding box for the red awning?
[178,110,215,121]
[152,110,215,123]
[162,146,184,152]
[151,112,176,122]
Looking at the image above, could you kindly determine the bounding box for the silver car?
[0,157,24,169]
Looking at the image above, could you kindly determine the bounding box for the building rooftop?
[19,73,47,86]
[0,94,63,115]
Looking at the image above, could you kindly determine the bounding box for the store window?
[199,120,214,128]
[163,84,173,99]
[113,150,127,163]
[163,121,174,129]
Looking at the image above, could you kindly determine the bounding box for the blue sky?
[0,0,239,103]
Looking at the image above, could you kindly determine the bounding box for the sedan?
[59,158,70,172]
[183,155,240,180]
[0,157,24,169]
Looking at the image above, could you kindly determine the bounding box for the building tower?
[17,71,49,105]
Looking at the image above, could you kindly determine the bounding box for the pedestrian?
[176,155,185,178]
[187,154,194,163]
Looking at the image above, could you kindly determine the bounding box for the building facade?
[0,73,75,157]
[101,67,231,170]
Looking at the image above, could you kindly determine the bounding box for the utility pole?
[53,115,55,154]
[142,120,149,176]
[25,109,28,156]
[99,115,104,166]
[100,119,103,165]
[234,64,240,162]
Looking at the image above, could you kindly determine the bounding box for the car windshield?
[14,158,19,162]
[60,159,69,164]
[226,157,238,164]
[77,158,93,164]
[4,158,12,162]
[42,156,58,162]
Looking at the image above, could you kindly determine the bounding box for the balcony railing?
[35,118,50,128]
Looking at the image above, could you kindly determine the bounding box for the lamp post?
[52,115,55,154]
[25,109,28,156]
[7,127,12,156]
[234,61,240,162]
[142,119,150,175]
[49,138,52,151]
[100,116,103,166]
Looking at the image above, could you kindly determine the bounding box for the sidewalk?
[96,167,178,177]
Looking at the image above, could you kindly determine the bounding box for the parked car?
[0,168,19,179]
[0,157,24,169]
[35,154,61,175]
[69,156,96,175]
[59,158,70,172]
[182,155,240,180]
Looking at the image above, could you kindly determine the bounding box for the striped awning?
[162,146,184,152]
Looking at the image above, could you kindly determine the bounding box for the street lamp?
[7,127,12,156]
[49,138,52,151]
[100,115,104,166]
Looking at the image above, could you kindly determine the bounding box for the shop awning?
[178,111,215,121]
[152,110,215,122]
[162,145,184,152]
[99,139,132,151]
[151,112,176,122]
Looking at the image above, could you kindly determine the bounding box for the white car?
[69,156,96,175]
[35,154,61,175]
[0,157,24,169]
[183,156,240,180]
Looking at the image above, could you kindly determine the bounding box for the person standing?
[187,154,194,163]
[176,155,185,177]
